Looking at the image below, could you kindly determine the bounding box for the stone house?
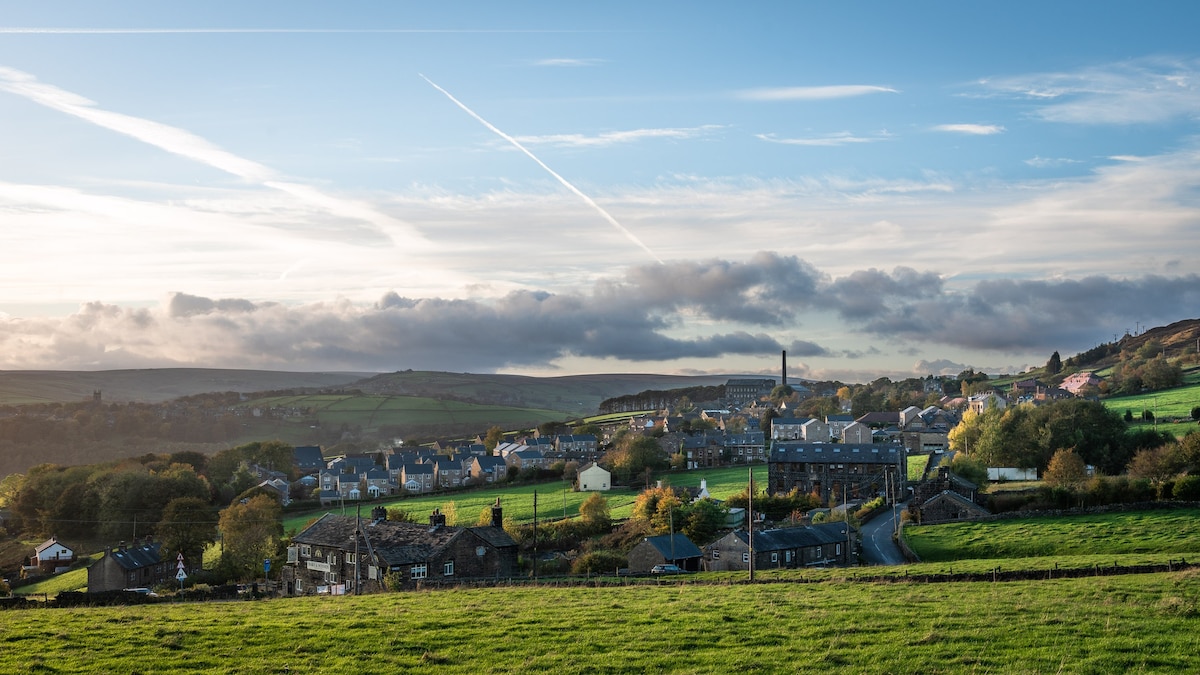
[769,443,905,504]
[286,504,517,593]
[627,534,703,573]
[87,538,169,593]
[704,523,852,571]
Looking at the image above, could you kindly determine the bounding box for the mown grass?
[1,573,1197,673]
[283,465,768,533]
[908,453,931,481]
[12,563,91,597]
[905,508,1200,562]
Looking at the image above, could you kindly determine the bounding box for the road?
[859,502,908,566]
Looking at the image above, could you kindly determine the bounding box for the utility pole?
[747,466,754,582]
[354,502,361,595]
[532,490,538,582]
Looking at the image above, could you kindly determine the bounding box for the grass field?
[1,573,1197,673]
[907,454,932,481]
[283,465,769,534]
[904,508,1200,562]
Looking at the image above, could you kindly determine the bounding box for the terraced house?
[768,443,905,503]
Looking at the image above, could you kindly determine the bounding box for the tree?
[218,494,283,581]
[0,472,23,509]
[483,426,505,452]
[158,496,218,570]
[681,498,726,545]
[1126,446,1176,488]
[948,454,988,488]
[1191,406,1200,423]
[1044,449,1087,490]
[1046,351,1062,376]
[601,435,668,485]
[579,492,611,533]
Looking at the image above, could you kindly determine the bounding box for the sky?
[1,1,1198,383]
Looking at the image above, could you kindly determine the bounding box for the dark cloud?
[860,274,1200,352]
[1,256,1195,373]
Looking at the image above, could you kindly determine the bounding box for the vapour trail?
[419,74,664,265]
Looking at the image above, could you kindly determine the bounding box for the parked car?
[123,587,158,597]
[650,564,683,575]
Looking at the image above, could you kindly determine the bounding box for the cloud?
[977,57,1200,124]
[514,125,723,148]
[756,131,888,147]
[737,85,899,101]
[0,66,417,246]
[1024,156,1082,168]
[4,253,1194,373]
[934,124,1004,135]
[532,58,604,67]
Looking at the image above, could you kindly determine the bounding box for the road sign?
[263,559,271,573]
[176,569,187,581]
[177,552,184,562]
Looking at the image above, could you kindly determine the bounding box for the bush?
[1174,475,1200,501]
[571,549,627,575]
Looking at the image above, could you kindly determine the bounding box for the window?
[785,551,792,563]
[742,552,750,563]
[325,571,338,583]
[711,549,720,560]
[444,560,454,576]
[411,564,427,580]
[816,547,822,558]
[770,552,778,563]
[346,552,356,564]
[300,545,311,557]
[836,543,842,555]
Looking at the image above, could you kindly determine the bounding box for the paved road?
[859,502,908,566]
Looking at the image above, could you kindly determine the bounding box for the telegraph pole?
[532,490,538,582]
[748,466,755,582]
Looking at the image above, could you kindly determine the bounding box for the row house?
[87,538,170,593]
[555,434,598,456]
[704,523,852,571]
[287,504,517,594]
[399,463,435,493]
[506,448,548,472]
[768,443,905,504]
[770,417,810,441]
[725,431,767,463]
[431,457,466,489]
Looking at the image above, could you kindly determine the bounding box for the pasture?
[2,572,1197,673]
[904,508,1200,562]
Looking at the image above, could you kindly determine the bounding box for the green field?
[2,573,1198,673]
[1103,376,1200,439]
[283,465,768,534]
[907,454,932,481]
[905,509,1200,562]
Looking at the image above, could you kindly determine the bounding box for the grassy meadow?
[905,508,1200,562]
[2,573,1198,673]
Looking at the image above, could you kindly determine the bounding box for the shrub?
[571,549,627,575]
[1174,475,1200,501]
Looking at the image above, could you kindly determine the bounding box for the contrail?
[420,74,663,264]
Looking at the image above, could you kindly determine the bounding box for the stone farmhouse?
[88,538,170,593]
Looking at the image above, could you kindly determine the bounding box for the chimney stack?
[491,497,503,528]
[782,350,787,386]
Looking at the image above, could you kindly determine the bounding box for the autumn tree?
[1044,449,1087,490]
[218,494,283,581]
[483,426,505,452]
[579,492,612,533]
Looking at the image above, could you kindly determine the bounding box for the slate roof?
[294,514,515,567]
[642,533,702,560]
[105,541,163,571]
[294,445,325,469]
[771,443,903,464]
[727,523,849,551]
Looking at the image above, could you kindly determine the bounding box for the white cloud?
[736,85,899,101]
[756,131,887,147]
[0,65,422,246]
[532,58,604,67]
[1024,156,1082,168]
[934,124,1005,135]
[513,125,723,148]
[978,57,1200,124]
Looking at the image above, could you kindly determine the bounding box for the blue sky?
[0,2,1198,382]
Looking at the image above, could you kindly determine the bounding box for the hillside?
[351,371,735,418]
[0,369,368,406]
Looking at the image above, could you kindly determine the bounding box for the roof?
[921,490,989,514]
[771,443,903,464]
[35,537,71,555]
[104,542,163,571]
[294,445,325,468]
[726,523,849,551]
[641,533,702,560]
[293,514,514,567]
[401,463,433,475]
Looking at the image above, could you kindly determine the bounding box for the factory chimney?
[782,350,787,386]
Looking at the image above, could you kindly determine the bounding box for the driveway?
[859,502,908,566]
